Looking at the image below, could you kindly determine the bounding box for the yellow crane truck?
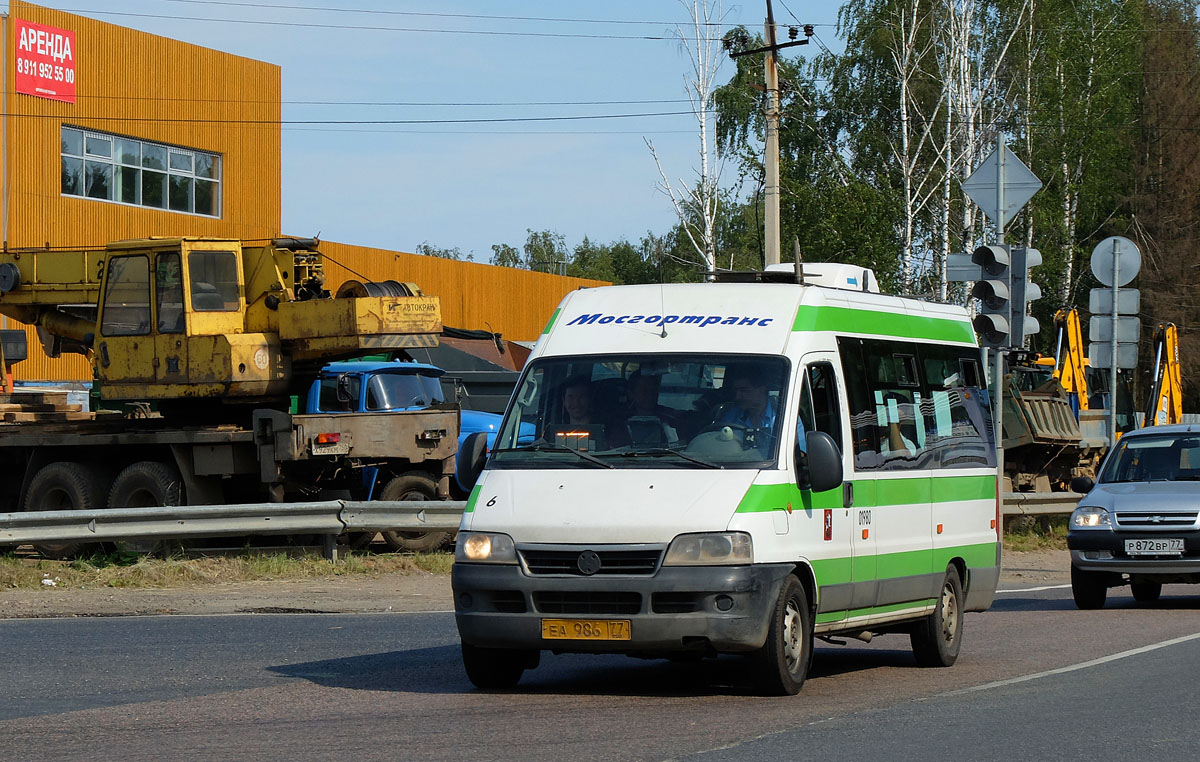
[0,237,460,557]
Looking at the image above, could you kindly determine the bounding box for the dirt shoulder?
[0,550,1070,620]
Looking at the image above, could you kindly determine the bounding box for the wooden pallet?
[0,391,114,424]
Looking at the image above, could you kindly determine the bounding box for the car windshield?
[365,372,445,410]
[490,354,790,469]
[1100,434,1200,483]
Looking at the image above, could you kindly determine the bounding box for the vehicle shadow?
[991,591,1200,613]
[989,596,1080,612]
[269,643,928,697]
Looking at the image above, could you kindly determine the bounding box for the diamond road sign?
[961,143,1043,234]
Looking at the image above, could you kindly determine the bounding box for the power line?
[31,110,697,125]
[0,91,695,107]
[163,0,747,27]
[283,128,694,135]
[38,7,709,41]
[44,3,846,40]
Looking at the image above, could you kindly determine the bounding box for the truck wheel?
[1131,581,1162,603]
[25,462,110,560]
[911,566,964,667]
[461,642,538,690]
[379,473,446,552]
[1071,564,1108,609]
[108,461,184,554]
[749,574,812,695]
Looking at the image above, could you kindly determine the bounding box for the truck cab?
[306,359,504,494]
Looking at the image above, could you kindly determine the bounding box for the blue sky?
[20,1,838,262]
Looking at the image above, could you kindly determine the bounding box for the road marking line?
[996,584,1071,593]
[944,631,1200,696]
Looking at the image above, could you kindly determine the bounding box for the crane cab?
[96,238,290,400]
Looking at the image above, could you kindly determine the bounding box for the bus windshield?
[491,354,790,469]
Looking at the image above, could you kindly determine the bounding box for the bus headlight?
[663,532,753,565]
[1070,506,1112,529]
[455,531,517,563]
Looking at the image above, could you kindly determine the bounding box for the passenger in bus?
[620,371,681,444]
[878,391,918,457]
[562,375,594,425]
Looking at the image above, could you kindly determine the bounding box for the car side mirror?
[1070,475,1095,494]
[799,431,843,493]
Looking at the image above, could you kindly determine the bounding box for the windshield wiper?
[613,448,722,469]
[492,443,614,468]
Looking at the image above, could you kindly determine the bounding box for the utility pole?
[763,0,781,267]
[728,1,811,269]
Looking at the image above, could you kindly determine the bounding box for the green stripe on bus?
[816,599,937,624]
[811,541,998,588]
[541,308,561,335]
[792,305,975,344]
[736,474,995,513]
[464,484,482,513]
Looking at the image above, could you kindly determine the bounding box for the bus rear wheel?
[911,566,964,667]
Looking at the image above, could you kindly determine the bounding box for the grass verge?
[0,548,453,591]
[1003,515,1069,552]
[3,521,1065,592]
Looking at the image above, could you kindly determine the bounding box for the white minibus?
[452,264,999,695]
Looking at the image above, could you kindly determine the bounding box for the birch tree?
[647,0,728,276]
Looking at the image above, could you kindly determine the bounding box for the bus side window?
[837,338,883,468]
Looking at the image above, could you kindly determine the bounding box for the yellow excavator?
[1049,308,1089,412]
[1144,322,1184,427]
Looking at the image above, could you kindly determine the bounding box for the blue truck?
[303,359,502,551]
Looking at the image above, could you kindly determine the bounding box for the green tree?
[415,241,472,261]
[490,243,521,269]
[524,229,569,274]
[1129,0,1200,405]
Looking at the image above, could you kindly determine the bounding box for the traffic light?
[970,244,1012,348]
[1010,247,1042,347]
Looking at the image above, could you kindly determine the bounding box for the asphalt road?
[3,583,1200,761]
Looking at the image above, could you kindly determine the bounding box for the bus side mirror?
[456,432,490,492]
[801,431,843,493]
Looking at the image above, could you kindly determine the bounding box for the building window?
[61,126,221,217]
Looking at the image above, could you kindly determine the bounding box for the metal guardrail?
[1002,492,1082,518]
[0,500,466,561]
[1,492,1083,561]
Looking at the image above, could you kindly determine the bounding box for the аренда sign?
[15,19,76,104]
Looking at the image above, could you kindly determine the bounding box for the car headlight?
[455,531,517,563]
[663,532,753,565]
[1070,506,1112,528]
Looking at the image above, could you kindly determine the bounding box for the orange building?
[1,2,600,381]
